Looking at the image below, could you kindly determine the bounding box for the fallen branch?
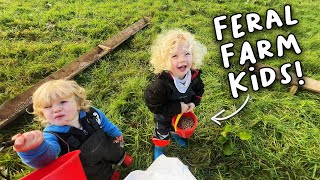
[0,17,150,129]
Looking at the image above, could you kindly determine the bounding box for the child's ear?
[74,96,81,110]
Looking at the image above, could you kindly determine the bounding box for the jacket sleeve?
[94,107,122,137]
[191,71,204,106]
[17,133,61,169]
[144,80,181,116]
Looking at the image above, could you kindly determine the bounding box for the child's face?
[169,40,192,79]
[42,96,80,127]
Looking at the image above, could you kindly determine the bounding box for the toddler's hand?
[186,103,195,112]
[180,102,189,114]
[12,130,44,152]
[114,135,124,143]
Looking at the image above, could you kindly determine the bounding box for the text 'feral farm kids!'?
[213,5,304,98]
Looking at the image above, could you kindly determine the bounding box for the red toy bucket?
[172,112,198,138]
[21,150,86,180]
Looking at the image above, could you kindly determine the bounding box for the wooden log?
[0,17,149,129]
[253,62,320,94]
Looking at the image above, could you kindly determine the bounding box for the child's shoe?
[122,154,133,167]
[154,146,164,160]
[170,133,186,147]
[110,170,120,180]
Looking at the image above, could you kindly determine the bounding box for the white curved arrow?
[211,94,250,125]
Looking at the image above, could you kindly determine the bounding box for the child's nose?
[178,56,186,63]
[53,105,62,112]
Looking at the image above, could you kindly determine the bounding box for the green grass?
[1,0,320,179]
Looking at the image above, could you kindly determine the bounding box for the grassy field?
[1,0,320,179]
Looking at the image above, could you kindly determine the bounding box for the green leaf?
[238,131,252,141]
[221,124,233,137]
[224,124,232,133]
[218,136,227,145]
[223,142,234,156]
[221,131,228,137]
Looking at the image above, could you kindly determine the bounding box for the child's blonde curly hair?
[32,79,91,125]
[150,29,207,74]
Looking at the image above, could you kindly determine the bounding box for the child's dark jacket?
[144,69,204,117]
[17,107,122,169]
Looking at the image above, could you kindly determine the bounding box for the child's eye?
[186,52,191,55]
[60,100,67,104]
[44,105,52,109]
[171,55,178,58]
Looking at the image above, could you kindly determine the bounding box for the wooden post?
[0,17,149,129]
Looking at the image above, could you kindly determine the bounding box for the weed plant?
[0,0,320,179]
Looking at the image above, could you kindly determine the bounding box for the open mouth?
[178,65,187,72]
